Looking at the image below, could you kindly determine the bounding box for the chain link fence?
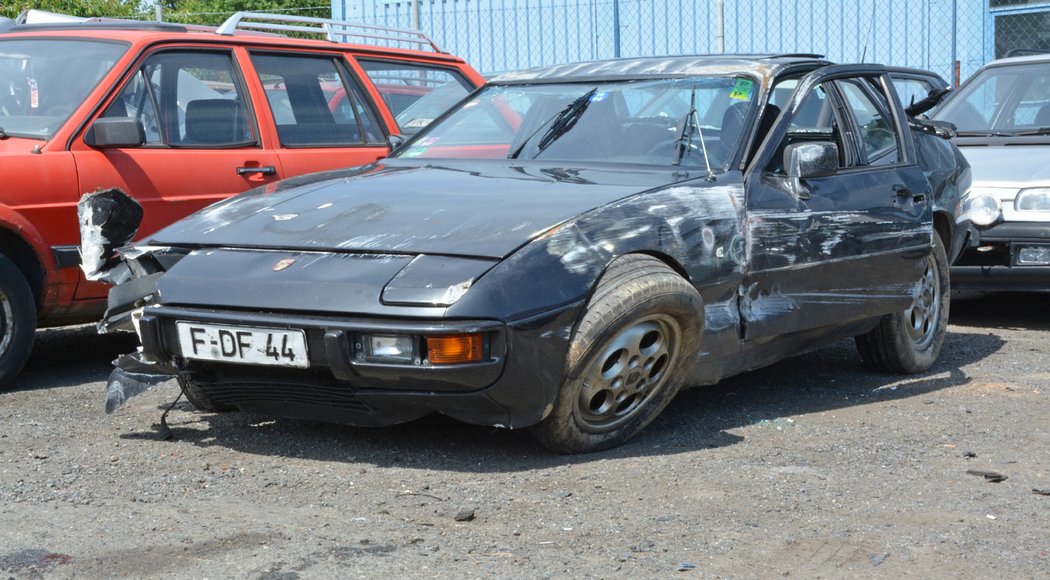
[336,0,1050,83]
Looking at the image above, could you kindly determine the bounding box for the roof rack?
[216,12,442,52]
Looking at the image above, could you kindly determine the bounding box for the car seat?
[183,99,248,145]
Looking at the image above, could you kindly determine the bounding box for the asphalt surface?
[1,293,1048,578]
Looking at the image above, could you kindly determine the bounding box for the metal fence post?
[951,0,959,86]
[613,0,621,58]
[717,0,725,53]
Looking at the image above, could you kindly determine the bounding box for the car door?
[741,65,932,340]
[71,47,285,300]
[245,51,391,176]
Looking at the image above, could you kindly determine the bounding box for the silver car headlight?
[1015,188,1050,211]
[970,194,1003,227]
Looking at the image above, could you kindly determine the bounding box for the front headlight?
[970,194,1003,227]
[1015,188,1050,211]
[353,332,486,365]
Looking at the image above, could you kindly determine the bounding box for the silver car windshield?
[935,61,1050,135]
[0,39,128,139]
[392,76,758,168]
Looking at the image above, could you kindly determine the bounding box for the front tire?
[855,234,950,374]
[0,254,36,390]
[531,255,703,454]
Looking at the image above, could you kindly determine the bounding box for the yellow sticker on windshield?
[729,78,754,101]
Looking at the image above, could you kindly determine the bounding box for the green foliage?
[1,0,144,20]
[1,0,330,26]
[161,1,330,26]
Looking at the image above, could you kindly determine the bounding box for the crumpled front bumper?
[108,303,579,429]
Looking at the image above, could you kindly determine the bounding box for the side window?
[104,71,161,143]
[356,59,473,136]
[892,77,937,110]
[837,78,900,165]
[103,51,254,147]
[767,81,846,173]
[790,83,836,134]
[250,53,381,147]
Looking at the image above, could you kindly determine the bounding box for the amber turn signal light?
[426,333,483,365]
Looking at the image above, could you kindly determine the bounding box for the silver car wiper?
[508,87,597,159]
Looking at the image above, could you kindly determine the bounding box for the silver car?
[934,53,1050,291]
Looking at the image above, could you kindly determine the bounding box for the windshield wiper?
[904,87,951,117]
[0,127,6,140]
[1009,127,1050,136]
[671,83,715,181]
[954,130,1014,137]
[507,87,597,159]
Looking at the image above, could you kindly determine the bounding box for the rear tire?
[531,255,703,454]
[177,374,235,412]
[0,254,36,390]
[855,235,950,374]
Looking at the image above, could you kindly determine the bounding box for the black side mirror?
[783,141,838,199]
[84,117,146,148]
[387,134,406,153]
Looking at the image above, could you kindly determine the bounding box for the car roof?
[490,54,832,84]
[983,52,1050,67]
[0,18,468,64]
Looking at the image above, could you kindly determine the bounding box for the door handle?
[892,184,927,204]
[236,165,277,176]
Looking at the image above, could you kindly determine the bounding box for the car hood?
[0,135,45,154]
[148,161,681,259]
[956,144,1050,189]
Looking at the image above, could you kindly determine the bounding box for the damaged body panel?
[90,55,971,453]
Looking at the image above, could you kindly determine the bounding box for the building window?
[994,10,1050,57]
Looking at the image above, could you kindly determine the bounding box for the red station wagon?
[0,11,484,386]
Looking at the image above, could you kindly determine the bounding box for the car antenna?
[672,83,715,182]
[860,2,877,62]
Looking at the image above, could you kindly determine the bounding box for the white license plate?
[176,322,309,368]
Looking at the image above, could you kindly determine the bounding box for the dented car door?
[742,66,932,340]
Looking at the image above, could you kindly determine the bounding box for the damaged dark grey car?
[84,55,971,453]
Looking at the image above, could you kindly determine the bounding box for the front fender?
[0,204,64,311]
[448,179,748,323]
[0,204,59,272]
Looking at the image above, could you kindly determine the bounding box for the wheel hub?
[575,315,681,433]
[906,254,941,348]
[0,288,13,356]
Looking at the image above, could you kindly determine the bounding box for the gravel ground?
[1,293,1048,578]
